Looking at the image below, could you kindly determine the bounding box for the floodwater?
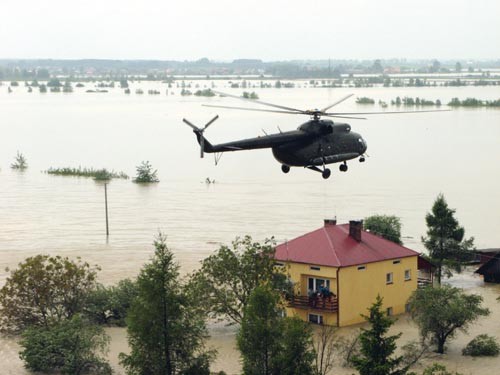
[0,81,499,374]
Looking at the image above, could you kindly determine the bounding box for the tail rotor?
[183,115,219,158]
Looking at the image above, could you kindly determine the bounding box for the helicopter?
[183,91,447,179]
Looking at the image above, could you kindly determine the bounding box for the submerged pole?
[104,183,109,236]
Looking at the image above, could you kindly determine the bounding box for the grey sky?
[1,0,499,60]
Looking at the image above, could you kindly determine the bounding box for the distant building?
[274,219,432,326]
[475,250,500,283]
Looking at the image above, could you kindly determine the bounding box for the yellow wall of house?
[279,262,338,296]
[338,256,418,326]
[285,307,338,326]
[279,256,418,327]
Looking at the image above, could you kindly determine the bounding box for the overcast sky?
[1,0,499,61]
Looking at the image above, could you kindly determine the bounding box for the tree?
[408,285,490,354]
[351,295,404,375]
[278,317,316,375]
[119,233,213,375]
[455,62,462,73]
[10,151,28,169]
[237,286,315,375]
[133,160,159,183]
[422,194,475,284]
[190,236,289,324]
[0,255,99,333]
[19,314,111,375]
[364,215,402,245]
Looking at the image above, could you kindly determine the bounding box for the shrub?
[84,278,138,326]
[133,161,159,183]
[462,334,500,357]
[10,151,28,169]
[20,315,111,375]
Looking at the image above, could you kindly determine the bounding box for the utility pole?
[104,183,109,236]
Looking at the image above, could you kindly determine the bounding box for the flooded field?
[0,82,499,373]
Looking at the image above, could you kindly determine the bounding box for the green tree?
[0,255,99,333]
[19,314,111,375]
[455,62,462,73]
[10,151,28,169]
[422,194,475,284]
[364,215,402,245]
[133,160,159,183]
[408,285,490,354]
[191,236,289,324]
[237,286,314,375]
[119,234,213,375]
[278,317,316,375]
[351,295,404,375]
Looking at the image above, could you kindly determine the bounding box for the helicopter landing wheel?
[281,165,290,174]
[339,163,348,172]
[322,168,331,179]
[359,156,365,163]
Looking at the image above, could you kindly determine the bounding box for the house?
[274,219,426,327]
[475,252,500,283]
[473,248,500,265]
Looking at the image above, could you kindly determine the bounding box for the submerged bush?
[462,334,500,357]
[133,161,159,183]
[11,151,28,170]
[46,167,128,180]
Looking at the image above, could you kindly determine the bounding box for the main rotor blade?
[202,104,304,115]
[212,90,304,113]
[325,109,451,115]
[321,94,354,112]
[324,114,367,120]
[203,115,219,130]
[182,118,199,130]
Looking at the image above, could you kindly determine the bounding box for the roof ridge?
[323,226,342,266]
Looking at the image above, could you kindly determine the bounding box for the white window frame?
[308,313,324,325]
[386,272,393,284]
[404,269,411,281]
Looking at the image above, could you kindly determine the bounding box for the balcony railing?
[287,295,338,312]
[417,277,432,288]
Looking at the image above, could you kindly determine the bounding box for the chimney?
[349,220,363,242]
[324,218,337,226]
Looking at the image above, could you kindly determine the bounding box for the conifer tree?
[352,296,404,375]
[422,194,474,284]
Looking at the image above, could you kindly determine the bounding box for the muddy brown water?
[1,83,499,373]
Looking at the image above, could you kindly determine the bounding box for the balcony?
[287,295,338,312]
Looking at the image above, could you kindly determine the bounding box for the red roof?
[275,223,419,267]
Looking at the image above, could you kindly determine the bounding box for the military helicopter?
[183,91,446,179]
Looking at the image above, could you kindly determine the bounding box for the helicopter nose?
[360,137,367,154]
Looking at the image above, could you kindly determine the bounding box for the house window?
[308,313,324,325]
[310,266,321,271]
[405,303,411,313]
[386,307,393,316]
[404,269,411,281]
[386,272,393,284]
[308,277,330,292]
[357,265,366,271]
[393,259,401,264]
[274,262,284,267]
